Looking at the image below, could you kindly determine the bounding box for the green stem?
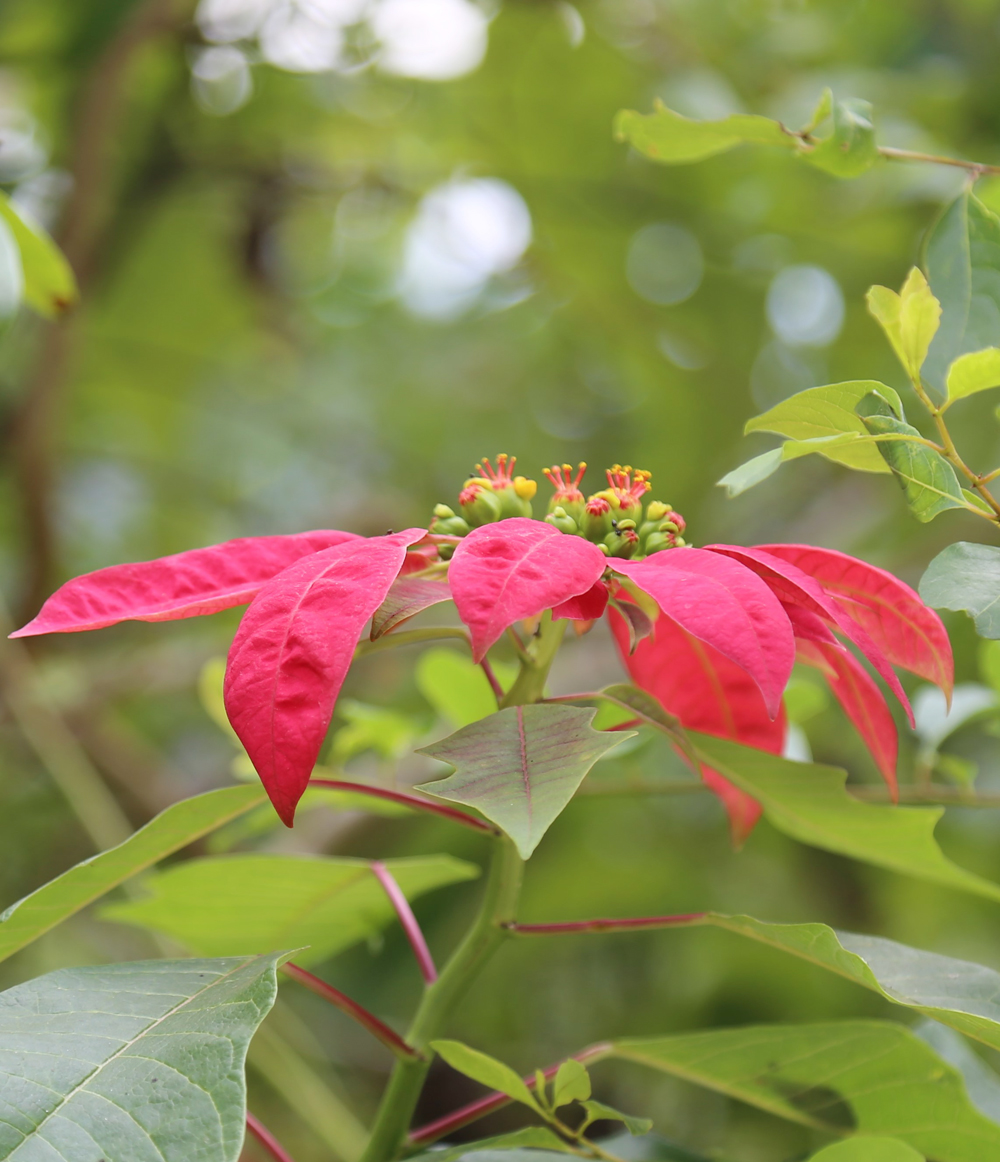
[359,836,523,1162]
[500,612,567,709]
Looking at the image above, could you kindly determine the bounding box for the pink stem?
[281,963,421,1060]
[508,914,706,935]
[480,656,505,704]
[246,1113,296,1162]
[371,860,439,984]
[309,778,496,834]
[409,1042,614,1146]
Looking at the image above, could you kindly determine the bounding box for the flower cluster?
[431,458,686,561]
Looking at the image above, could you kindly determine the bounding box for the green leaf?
[698,912,1000,1055]
[552,1058,591,1107]
[744,381,901,473]
[802,87,834,135]
[416,706,632,859]
[920,542,1000,638]
[859,404,966,522]
[407,1128,575,1162]
[916,1021,1000,1126]
[946,348,1000,403]
[613,101,797,165]
[867,269,942,381]
[0,191,77,317]
[580,1100,653,1136]
[332,699,422,762]
[716,449,784,497]
[416,647,516,729]
[924,193,1000,394]
[804,98,879,178]
[102,853,480,965]
[808,1140,924,1161]
[689,732,1000,902]
[0,953,282,1162]
[0,784,266,965]
[613,1021,1000,1161]
[431,1040,543,1114]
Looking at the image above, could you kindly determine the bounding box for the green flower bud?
[545,506,578,535]
[603,525,641,559]
[580,495,614,541]
[432,515,471,537]
[433,503,457,520]
[458,483,502,527]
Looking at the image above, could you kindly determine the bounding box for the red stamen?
[544,462,587,503]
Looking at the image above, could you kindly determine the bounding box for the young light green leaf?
[689,732,1000,902]
[416,647,516,728]
[332,699,422,762]
[698,912,1000,1055]
[866,268,942,381]
[804,98,879,178]
[859,404,965,522]
[744,381,901,473]
[962,488,993,514]
[0,191,77,317]
[802,87,833,135]
[808,1140,924,1161]
[102,853,479,965]
[431,1040,543,1114]
[716,449,784,497]
[613,1021,1000,1161]
[580,1100,652,1136]
[946,348,1000,404]
[417,706,632,859]
[920,542,1000,639]
[552,1058,591,1107]
[0,954,282,1162]
[0,784,267,965]
[613,101,797,165]
[406,1128,575,1162]
[924,193,1000,394]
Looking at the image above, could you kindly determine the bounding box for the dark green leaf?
[0,785,267,965]
[0,192,77,317]
[613,1021,1000,1160]
[417,706,632,859]
[580,1100,653,1136]
[920,543,1000,638]
[924,193,1000,394]
[102,853,479,965]
[804,98,879,177]
[613,102,798,165]
[430,1040,543,1114]
[689,732,1000,901]
[0,954,282,1162]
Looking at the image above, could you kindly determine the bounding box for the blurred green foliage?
[4,1,1000,1159]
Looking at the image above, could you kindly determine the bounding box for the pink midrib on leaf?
[11,529,360,637]
[516,705,531,831]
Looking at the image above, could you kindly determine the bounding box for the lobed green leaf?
[613,101,798,164]
[920,542,1000,639]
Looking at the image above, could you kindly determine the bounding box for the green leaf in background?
[0,214,24,320]
[867,268,941,382]
[417,706,632,859]
[808,1140,924,1161]
[689,732,1000,902]
[102,853,479,965]
[613,101,798,164]
[552,1058,591,1107]
[946,348,1000,404]
[744,381,901,472]
[407,1128,575,1162]
[0,954,282,1162]
[859,404,966,522]
[332,699,423,762]
[417,647,517,729]
[920,542,1000,638]
[580,1100,653,1136]
[0,784,266,964]
[804,98,879,178]
[698,912,1000,1054]
[924,193,1000,394]
[613,1021,1000,1161]
[430,1040,543,1114]
[0,191,77,317]
[916,1021,1000,1126]
[717,448,784,497]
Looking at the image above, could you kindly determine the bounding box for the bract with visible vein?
[11,529,359,636]
[449,519,607,661]
[224,529,425,826]
[371,577,452,639]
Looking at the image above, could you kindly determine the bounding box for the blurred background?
[2,1,1000,1159]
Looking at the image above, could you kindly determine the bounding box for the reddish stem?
[309,778,495,834]
[480,656,505,705]
[371,860,439,984]
[409,1042,614,1146]
[246,1112,296,1162]
[281,962,422,1060]
[507,914,706,935]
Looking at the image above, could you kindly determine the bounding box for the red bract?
[13,516,951,835]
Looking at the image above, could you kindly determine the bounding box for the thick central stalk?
[360,614,566,1162]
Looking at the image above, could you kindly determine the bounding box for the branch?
[408,1043,615,1147]
[507,914,706,936]
[371,861,438,985]
[246,1112,297,1162]
[309,778,497,834]
[877,145,1000,177]
[281,963,422,1060]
